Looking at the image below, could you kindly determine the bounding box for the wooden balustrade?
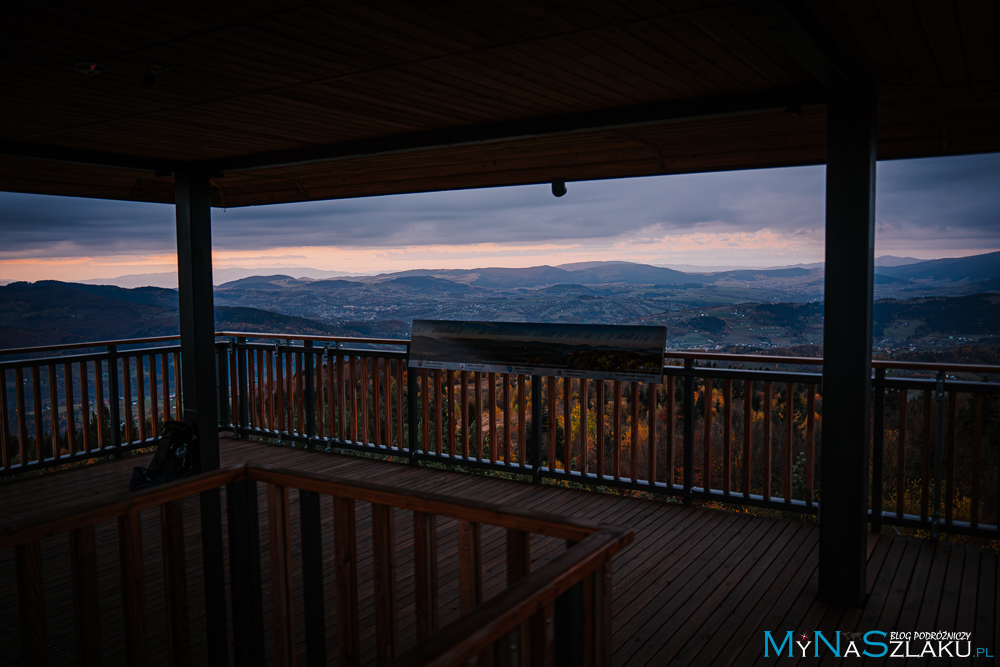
[2,333,999,537]
[0,464,632,666]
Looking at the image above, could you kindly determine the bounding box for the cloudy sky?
[1,152,998,283]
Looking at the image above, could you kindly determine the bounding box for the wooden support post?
[175,166,219,471]
[818,84,875,607]
[227,479,265,666]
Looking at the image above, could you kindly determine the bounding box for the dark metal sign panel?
[408,320,666,382]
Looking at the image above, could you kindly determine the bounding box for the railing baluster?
[275,347,285,433]
[518,375,526,465]
[506,528,531,665]
[118,509,147,666]
[475,372,483,460]
[489,372,497,463]
[150,354,159,438]
[48,364,59,456]
[372,503,398,664]
[806,385,815,507]
[268,484,295,667]
[434,369,443,455]
[596,380,605,479]
[16,539,46,666]
[682,364,694,503]
[362,356,370,446]
[300,490,327,666]
[250,348,259,429]
[743,379,752,498]
[581,379,589,476]
[95,361,105,450]
[70,525,101,663]
[421,369,429,453]
[922,389,931,521]
[172,350,181,416]
[703,376,712,492]
[305,344,316,440]
[136,356,146,443]
[665,376,675,487]
[448,369,456,457]
[548,376,557,471]
[613,381,621,481]
[722,379,731,495]
[337,352,346,441]
[566,377,574,474]
[972,394,983,528]
[349,356,358,443]
[648,381,657,485]
[897,388,908,518]
[946,392,957,524]
[123,358,134,445]
[160,353,170,423]
[458,520,483,614]
[504,373,512,465]
[630,381,639,483]
[413,511,438,641]
[266,348,275,432]
[461,371,470,458]
[374,359,382,447]
[762,380,772,502]
[80,361,91,453]
[784,381,793,503]
[396,361,404,450]
[297,350,306,436]
[334,496,360,666]
[161,500,190,667]
[31,365,43,461]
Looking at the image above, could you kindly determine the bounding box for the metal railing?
[2,333,998,538]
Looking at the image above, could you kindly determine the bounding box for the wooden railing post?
[933,371,946,540]
[216,340,231,429]
[532,375,543,482]
[304,340,316,439]
[16,540,46,667]
[200,488,229,666]
[227,478,265,666]
[237,337,250,434]
[555,540,584,666]
[871,367,885,531]
[299,489,327,666]
[682,359,695,505]
[107,344,122,456]
[70,525,101,663]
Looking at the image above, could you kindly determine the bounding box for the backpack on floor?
[128,421,197,491]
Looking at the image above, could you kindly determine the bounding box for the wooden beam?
[212,86,823,172]
[818,83,876,607]
[175,166,220,472]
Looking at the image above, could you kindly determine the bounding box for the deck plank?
[0,437,996,666]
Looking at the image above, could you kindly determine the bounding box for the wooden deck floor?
[1,437,997,665]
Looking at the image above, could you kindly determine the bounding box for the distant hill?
[875,251,1000,282]
[386,276,471,292]
[0,280,386,349]
[217,274,313,290]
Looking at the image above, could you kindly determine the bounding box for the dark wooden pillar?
[175,166,220,472]
[818,85,876,606]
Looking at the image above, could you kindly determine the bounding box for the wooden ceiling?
[2,0,998,206]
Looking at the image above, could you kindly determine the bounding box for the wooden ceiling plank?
[684,7,801,88]
[914,0,970,85]
[870,0,941,86]
[954,1,998,88]
[560,32,690,100]
[619,19,729,95]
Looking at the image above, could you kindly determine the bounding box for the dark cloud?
[0,153,997,257]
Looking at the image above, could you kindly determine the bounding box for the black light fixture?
[75,62,105,76]
[551,179,567,197]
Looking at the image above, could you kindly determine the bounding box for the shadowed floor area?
[1,437,997,665]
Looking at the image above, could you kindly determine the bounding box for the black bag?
[128,421,197,491]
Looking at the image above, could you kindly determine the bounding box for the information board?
[408,320,666,382]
